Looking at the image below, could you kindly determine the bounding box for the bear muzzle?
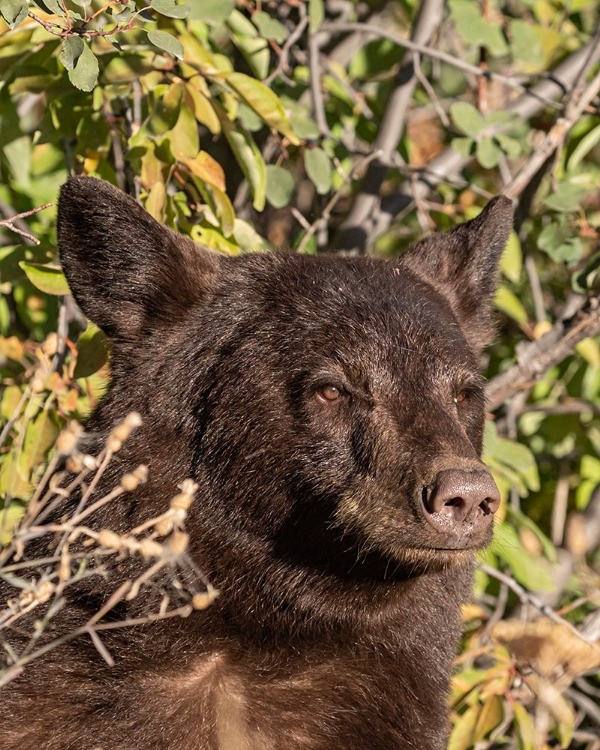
[421,467,501,549]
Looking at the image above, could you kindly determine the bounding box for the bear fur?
[1,177,513,750]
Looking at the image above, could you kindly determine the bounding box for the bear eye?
[454,390,469,406]
[316,385,344,404]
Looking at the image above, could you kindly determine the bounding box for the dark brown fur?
[1,178,513,750]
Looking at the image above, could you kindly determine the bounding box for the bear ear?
[57,177,219,342]
[399,196,513,352]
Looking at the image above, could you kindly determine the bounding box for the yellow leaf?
[184,150,226,191]
[576,337,600,368]
[185,81,220,134]
[225,72,299,144]
[145,181,166,221]
[513,702,536,750]
[168,103,200,161]
[448,705,478,750]
[473,695,503,741]
[191,226,240,255]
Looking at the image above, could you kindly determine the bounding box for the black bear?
[2,177,512,749]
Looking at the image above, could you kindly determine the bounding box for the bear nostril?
[422,467,501,535]
[444,497,463,508]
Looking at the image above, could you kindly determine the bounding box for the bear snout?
[421,467,501,548]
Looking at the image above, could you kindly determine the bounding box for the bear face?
[2,177,512,750]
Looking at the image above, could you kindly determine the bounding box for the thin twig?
[296,149,383,254]
[0,204,51,245]
[320,21,564,109]
[478,563,593,643]
[485,294,600,410]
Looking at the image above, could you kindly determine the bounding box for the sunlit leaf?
[304,147,332,194]
[74,323,108,379]
[252,11,287,43]
[1,0,28,28]
[189,0,234,23]
[147,30,184,60]
[450,102,485,138]
[266,165,295,208]
[151,0,190,19]
[68,43,99,92]
[225,72,299,144]
[19,262,70,296]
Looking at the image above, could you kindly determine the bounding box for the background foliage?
[1,0,600,747]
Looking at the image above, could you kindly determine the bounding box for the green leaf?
[59,37,84,72]
[146,83,183,136]
[266,165,295,208]
[145,181,166,221]
[253,11,287,44]
[19,262,70,296]
[494,285,528,325]
[304,147,332,194]
[450,102,485,138]
[509,19,544,68]
[68,43,99,92]
[17,410,59,483]
[0,0,28,27]
[31,0,65,13]
[219,112,266,211]
[192,226,240,255]
[0,502,25,546]
[476,137,501,168]
[567,123,600,172]
[226,9,270,79]
[0,451,31,501]
[513,702,536,750]
[74,323,108,379]
[543,182,587,213]
[499,232,522,284]
[225,72,299,144]
[449,0,508,56]
[308,0,324,32]
[167,103,199,160]
[496,133,521,159]
[451,137,474,158]
[189,0,234,23]
[233,219,271,253]
[147,30,184,60]
[490,524,554,590]
[151,0,190,18]
[448,705,478,750]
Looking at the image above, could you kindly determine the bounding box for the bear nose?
[422,468,501,540]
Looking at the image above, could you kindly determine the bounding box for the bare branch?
[504,67,600,200]
[320,21,564,109]
[334,0,445,251]
[485,294,600,411]
[0,203,51,245]
[478,563,593,643]
[349,38,600,253]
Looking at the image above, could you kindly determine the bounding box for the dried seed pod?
[35,580,55,604]
[98,529,124,551]
[56,422,83,455]
[192,589,219,610]
[155,517,173,536]
[109,412,143,447]
[168,531,189,557]
[59,552,72,582]
[139,538,164,558]
[42,332,59,356]
[120,465,148,492]
[30,374,46,393]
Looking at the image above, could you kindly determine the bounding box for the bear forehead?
[209,252,469,353]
